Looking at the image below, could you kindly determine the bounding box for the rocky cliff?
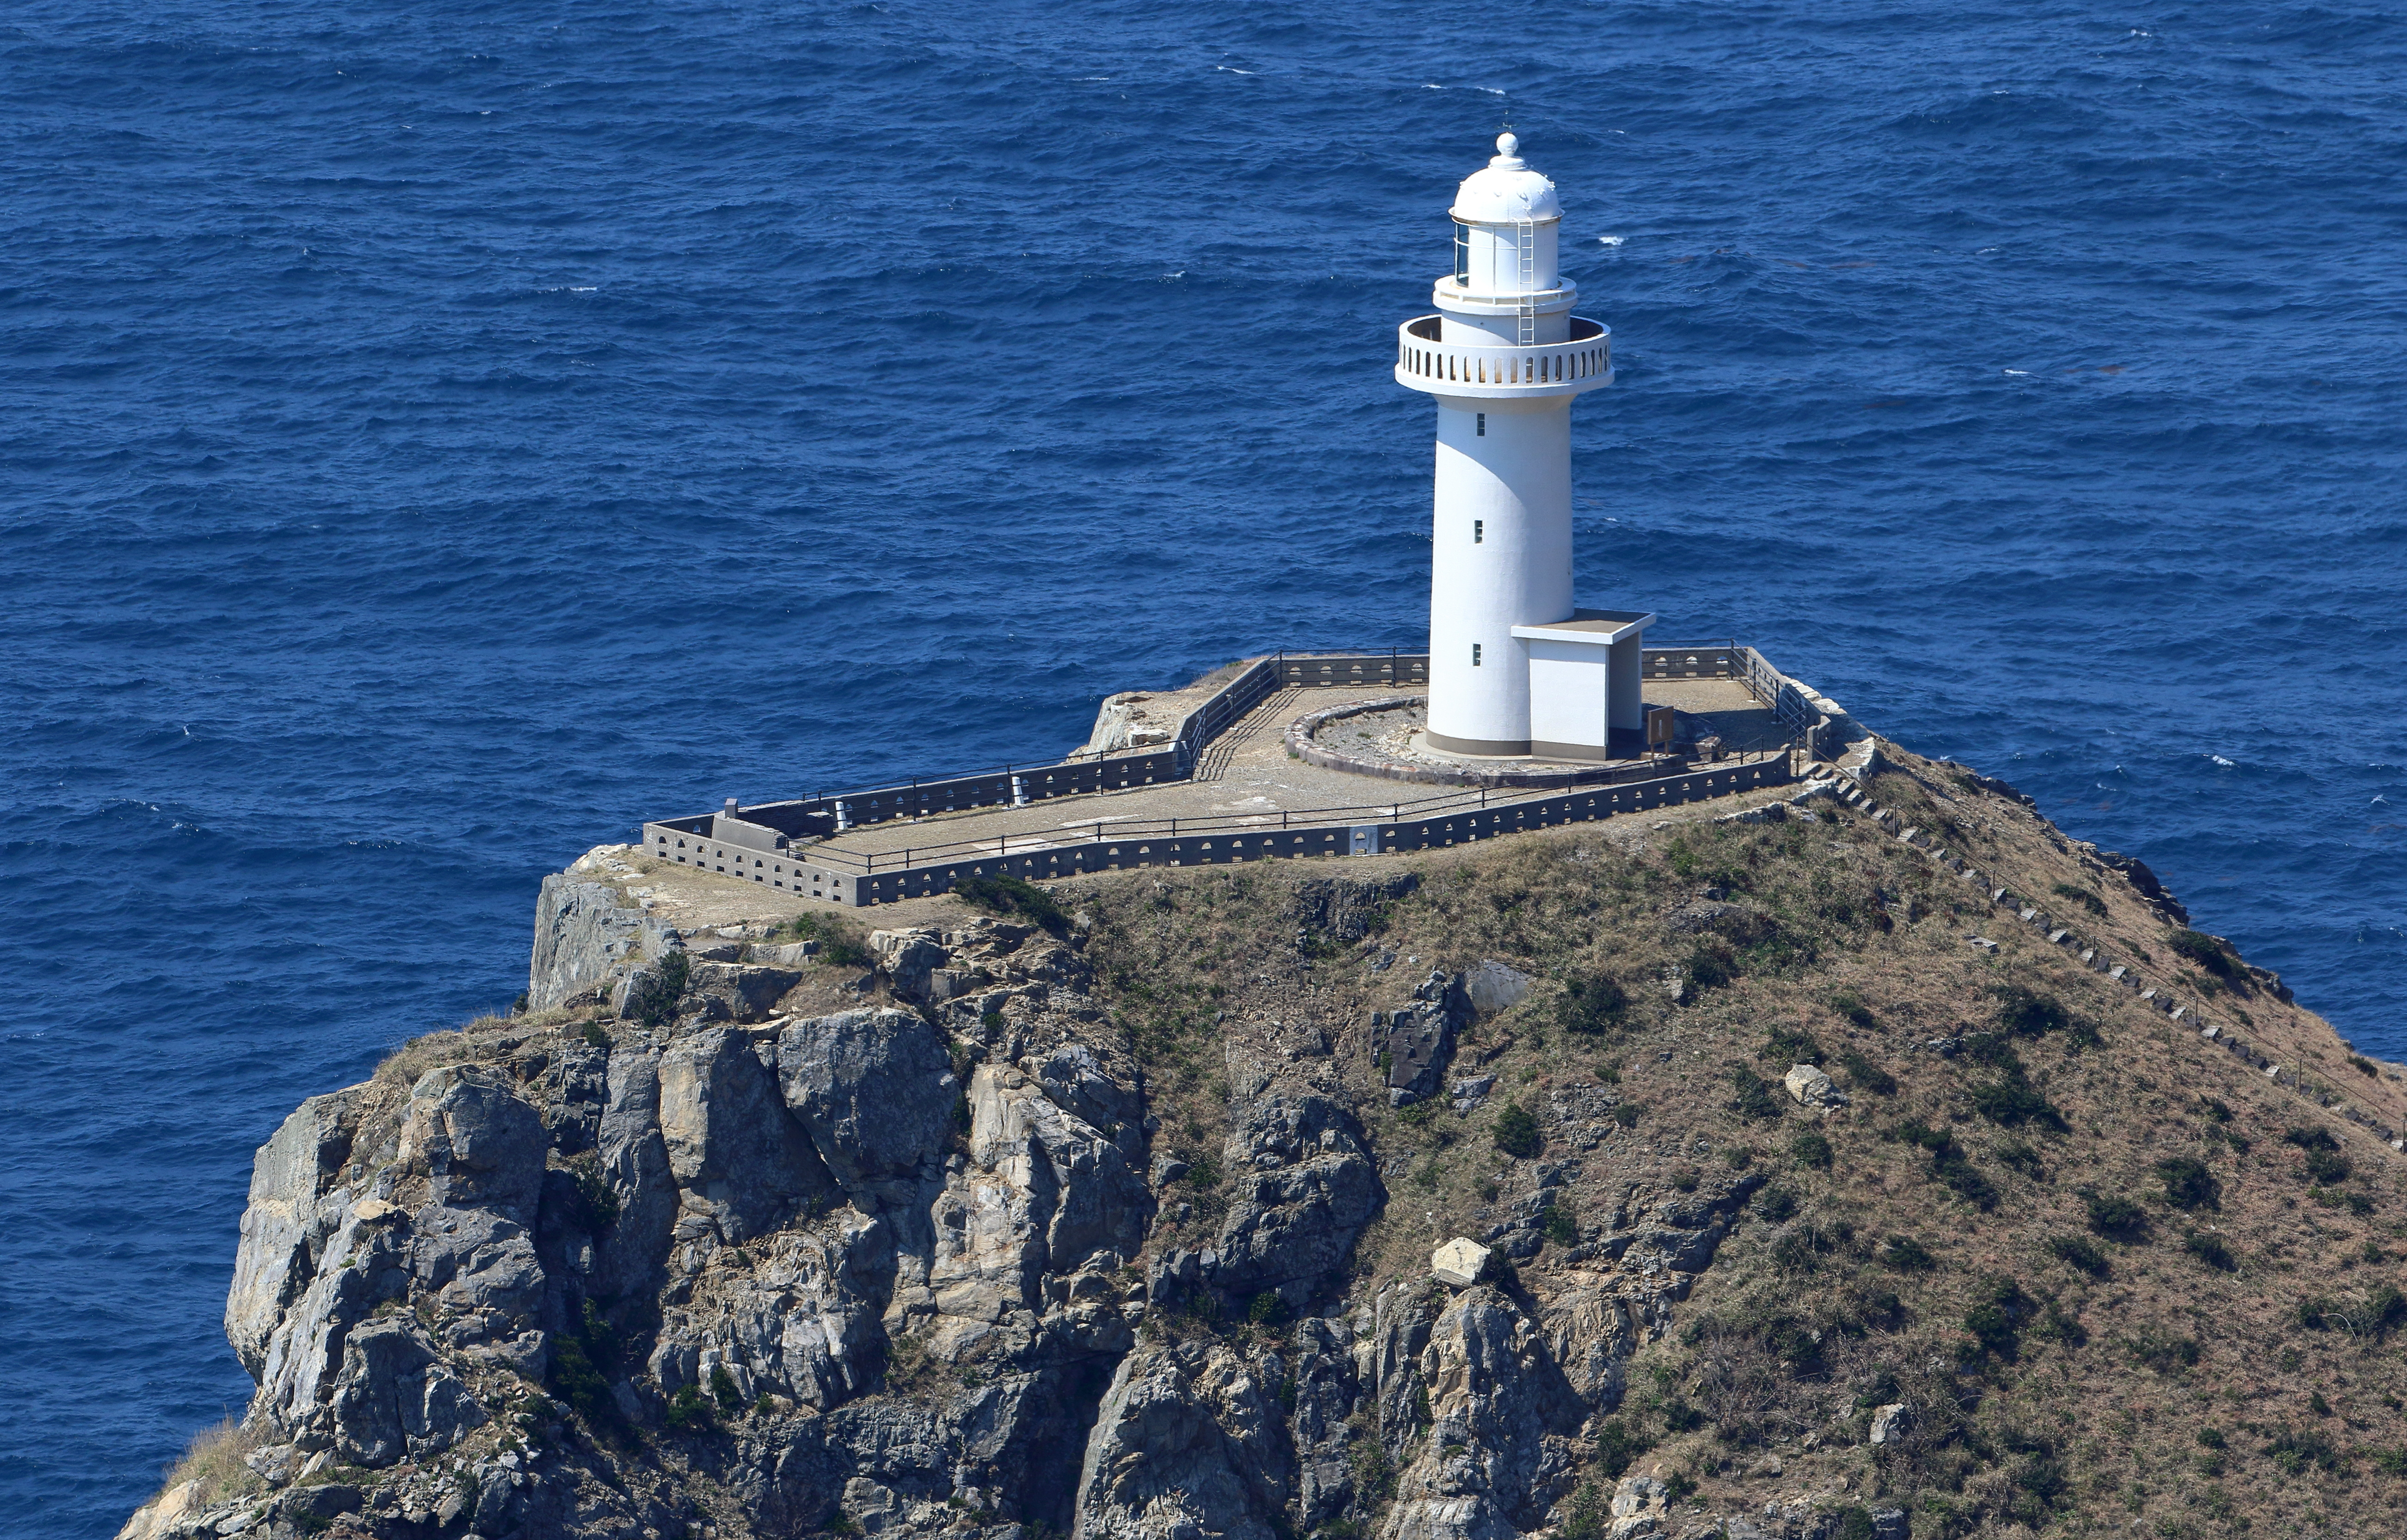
[125,739,2407,1540]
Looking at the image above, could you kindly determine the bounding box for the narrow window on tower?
[1473,520,1484,544]
[1454,221,1472,284]
[1476,413,1486,436]
[1472,643,1483,667]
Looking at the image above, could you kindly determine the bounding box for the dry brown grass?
[372,1028,481,1088]
[154,1416,266,1509]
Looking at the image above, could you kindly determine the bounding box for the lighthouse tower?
[1395,135,1653,760]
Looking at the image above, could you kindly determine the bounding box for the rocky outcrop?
[527,865,674,1009]
[1380,969,1469,1105]
[1383,1287,1582,1540]
[155,881,1787,1540]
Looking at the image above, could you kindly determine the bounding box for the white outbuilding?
[1395,135,1653,760]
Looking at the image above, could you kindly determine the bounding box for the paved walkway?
[806,678,1782,867]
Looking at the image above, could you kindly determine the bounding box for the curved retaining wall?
[637,642,1828,906]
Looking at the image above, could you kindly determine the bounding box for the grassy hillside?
[1077,737,2407,1540]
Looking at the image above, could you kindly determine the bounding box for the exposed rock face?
[159,881,1763,1540]
[528,869,674,1009]
[1381,969,1469,1105]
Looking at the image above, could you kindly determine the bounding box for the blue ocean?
[3,0,2402,1530]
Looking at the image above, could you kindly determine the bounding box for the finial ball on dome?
[1496,132,1519,156]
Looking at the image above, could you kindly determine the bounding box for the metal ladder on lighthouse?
[1514,218,1539,347]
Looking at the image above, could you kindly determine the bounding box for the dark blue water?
[5,1,2403,1530]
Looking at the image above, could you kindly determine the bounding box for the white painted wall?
[1526,640,1610,752]
[1424,399,1574,752]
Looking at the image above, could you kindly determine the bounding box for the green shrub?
[1881,1235,1937,1272]
[2351,1054,2380,1077]
[952,873,1067,931]
[2083,1192,2147,1241]
[2184,1230,2237,1271]
[622,951,690,1027]
[1835,1046,1894,1095]
[665,1381,715,1433]
[2265,1427,2344,1475]
[711,1366,744,1414]
[1995,1137,2045,1179]
[1790,1130,1833,1169]
[547,1301,623,1427]
[1683,941,1735,991]
[1828,990,1875,1028]
[1540,1206,1577,1247]
[1893,1122,1998,1210]
[1610,1101,1643,1127]
[567,1157,621,1233]
[1728,1066,1785,1120]
[1970,1074,2067,1132]
[1593,1418,1654,1478]
[2283,1127,2353,1186]
[1762,1024,1824,1064]
[2157,1157,2220,1210]
[1561,975,1629,1035]
[2126,1327,2201,1373]
[580,1019,613,1051]
[1248,1291,1287,1326]
[1830,1508,1876,1540]
[783,911,872,967]
[1755,1187,1799,1223]
[1992,984,2070,1038]
[1491,1101,1542,1159]
[2047,1234,2110,1278]
[2167,929,2236,979]
[1557,1483,1606,1540]
[1962,1278,2030,1361]
[2051,882,2109,917]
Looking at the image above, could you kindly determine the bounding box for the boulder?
[1288,872,1421,943]
[1462,961,1532,1015]
[226,1089,362,1376]
[1209,1094,1382,1293]
[1869,1401,1914,1444]
[1383,1288,1582,1540]
[776,1008,959,1193]
[684,961,805,1023]
[1075,1345,1291,1540]
[1431,1238,1491,1288]
[327,1318,487,1466]
[1782,1064,1847,1109]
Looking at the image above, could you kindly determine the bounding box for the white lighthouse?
[1396,134,1654,760]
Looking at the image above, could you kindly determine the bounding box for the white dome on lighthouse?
[1450,134,1562,225]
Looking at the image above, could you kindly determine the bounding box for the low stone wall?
[833,757,1794,907]
[634,639,1852,908]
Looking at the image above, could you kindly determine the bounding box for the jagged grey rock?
[775,1008,959,1193]
[1383,969,1469,1104]
[528,873,672,1010]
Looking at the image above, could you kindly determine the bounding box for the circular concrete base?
[1286,696,1678,789]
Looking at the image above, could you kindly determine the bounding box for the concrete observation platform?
[637,644,1832,907]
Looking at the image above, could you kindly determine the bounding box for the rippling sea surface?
[4,0,2403,1528]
